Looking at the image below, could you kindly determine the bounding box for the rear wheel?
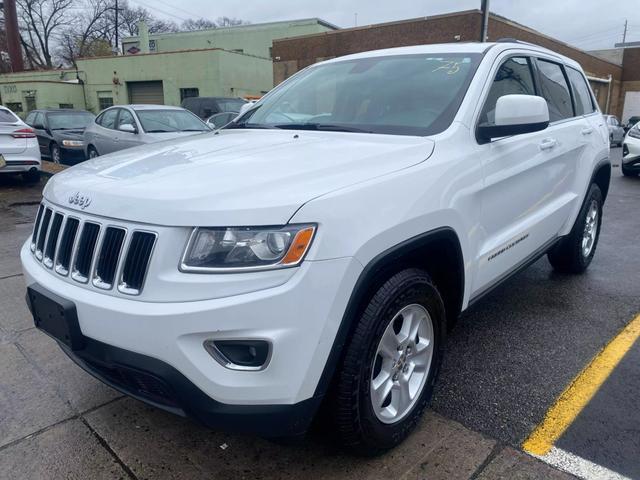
[50,143,61,164]
[548,184,602,273]
[22,169,40,184]
[331,268,445,455]
[88,146,99,159]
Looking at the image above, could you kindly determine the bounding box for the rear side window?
[536,60,573,122]
[480,57,536,125]
[0,108,19,123]
[566,67,595,116]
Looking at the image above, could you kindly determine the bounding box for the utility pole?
[115,0,119,55]
[622,19,628,44]
[480,0,490,42]
[3,0,24,71]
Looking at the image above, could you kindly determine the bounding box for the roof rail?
[495,37,541,47]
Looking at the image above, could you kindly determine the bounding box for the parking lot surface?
[1,148,638,479]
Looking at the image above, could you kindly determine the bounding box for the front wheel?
[331,268,445,455]
[50,143,61,164]
[87,146,99,159]
[548,184,602,273]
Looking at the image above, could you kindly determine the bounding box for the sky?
[130,0,640,51]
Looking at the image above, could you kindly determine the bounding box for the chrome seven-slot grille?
[30,203,157,295]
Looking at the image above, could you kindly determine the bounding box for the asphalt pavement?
[0,148,638,479]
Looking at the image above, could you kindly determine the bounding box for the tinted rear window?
[566,67,594,116]
[536,60,573,122]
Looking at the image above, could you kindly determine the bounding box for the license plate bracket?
[27,284,85,351]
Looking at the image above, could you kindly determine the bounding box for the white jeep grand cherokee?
[21,41,610,454]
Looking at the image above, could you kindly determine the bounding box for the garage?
[127,81,164,105]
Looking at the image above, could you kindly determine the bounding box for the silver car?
[604,114,625,147]
[84,105,210,158]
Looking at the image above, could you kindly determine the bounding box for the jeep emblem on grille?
[68,192,92,210]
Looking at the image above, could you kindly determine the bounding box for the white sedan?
[0,106,41,183]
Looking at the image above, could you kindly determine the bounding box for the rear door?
[0,108,27,155]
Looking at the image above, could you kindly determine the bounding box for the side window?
[116,109,135,129]
[566,67,595,116]
[99,109,118,129]
[33,112,44,128]
[25,112,35,125]
[536,60,573,121]
[480,57,536,125]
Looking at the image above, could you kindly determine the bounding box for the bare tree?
[57,0,115,66]
[17,0,73,68]
[216,17,249,27]
[181,18,217,31]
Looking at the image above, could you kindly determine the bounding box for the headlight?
[180,224,316,272]
[628,127,640,139]
[62,140,83,147]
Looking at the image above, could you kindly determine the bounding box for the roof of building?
[122,18,339,42]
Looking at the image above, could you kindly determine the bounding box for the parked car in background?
[624,115,640,133]
[26,109,95,165]
[622,123,640,176]
[604,115,624,147]
[181,96,247,120]
[206,111,238,129]
[84,105,210,157]
[0,106,41,183]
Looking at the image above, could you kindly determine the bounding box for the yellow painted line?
[522,313,640,456]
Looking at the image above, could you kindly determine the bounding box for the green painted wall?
[122,18,336,58]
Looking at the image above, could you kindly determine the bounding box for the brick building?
[273,10,638,120]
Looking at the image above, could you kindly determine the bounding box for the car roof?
[126,104,184,111]
[318,41,581,70]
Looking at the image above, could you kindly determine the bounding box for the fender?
[311,226,464,400]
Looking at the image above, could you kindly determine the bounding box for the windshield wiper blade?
[224,123,278,130]
[273,123,373,133]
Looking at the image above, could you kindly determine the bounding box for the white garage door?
[622,91,640,124]
[128,81,164,105]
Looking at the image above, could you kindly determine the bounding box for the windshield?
[233,53,481,136]
[47,112,95,130]
[135,109,209,133]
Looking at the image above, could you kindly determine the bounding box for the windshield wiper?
[224,123,278,130]
[182,129,208,132]
[146,129,174,133]
[273,123,373,133]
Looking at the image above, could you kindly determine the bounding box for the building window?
[180,88,199,102]
[59,103,73,109]
[97,91,114,111]
[6,102,22,113]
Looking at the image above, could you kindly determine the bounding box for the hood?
[53,130,85,140]
[44,129,435,226]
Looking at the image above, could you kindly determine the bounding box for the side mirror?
[477,95,549,143]
[238,102,254,116]
[118,123,137,133]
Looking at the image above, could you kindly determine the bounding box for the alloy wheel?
[370,303,434,424]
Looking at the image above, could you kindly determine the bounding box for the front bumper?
[59,146,86,165]
[622,139,640,171]
[21,240,361,434]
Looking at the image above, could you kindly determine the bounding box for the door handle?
[581,127,594,135]
[539,138,557,151]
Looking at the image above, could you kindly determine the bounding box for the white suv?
[21,42,610,454]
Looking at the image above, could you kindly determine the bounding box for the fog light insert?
[204,339,271,371]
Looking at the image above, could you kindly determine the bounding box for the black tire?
[50,143,61,164]
[22,169,41,184]
[331,268,446,455]
[548,184,602,273]
[87,146,99,159]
